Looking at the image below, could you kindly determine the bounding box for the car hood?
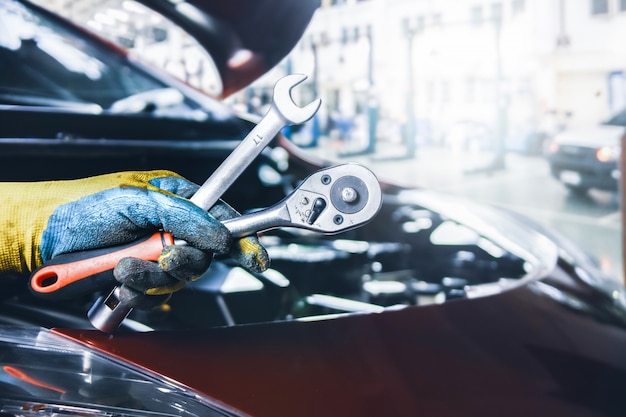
[136,0,320,98]
[553,124,625,148]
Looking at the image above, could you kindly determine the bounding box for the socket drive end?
[88,286,132,333]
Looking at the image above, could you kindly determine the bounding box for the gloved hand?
[0,170,269,308]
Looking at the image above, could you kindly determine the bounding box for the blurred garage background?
[36,0,626,282]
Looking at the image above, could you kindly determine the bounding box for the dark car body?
[57,276,626,417]
[548,110,625,193]
[1,0,626,416]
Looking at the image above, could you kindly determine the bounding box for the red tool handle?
[29,232,175,300]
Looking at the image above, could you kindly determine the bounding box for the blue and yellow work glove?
[0,170,269,308]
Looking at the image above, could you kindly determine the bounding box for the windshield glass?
[605,109,626,127]
[0,0,194,113]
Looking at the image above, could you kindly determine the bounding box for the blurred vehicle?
[547,108,626,194]
[1,1,626,416]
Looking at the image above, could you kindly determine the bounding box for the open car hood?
[136,0,320,98]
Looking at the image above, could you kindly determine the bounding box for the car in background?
[1,1,626,416]
[547,108,625,194]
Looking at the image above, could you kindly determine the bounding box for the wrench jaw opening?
[282,163,383,235]
[273,74,322,125]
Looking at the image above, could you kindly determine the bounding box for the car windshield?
[0,0,194,114]
[605,109,626,127]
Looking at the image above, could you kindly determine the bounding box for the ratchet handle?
[28,212,259,301]
[29,232,174,300]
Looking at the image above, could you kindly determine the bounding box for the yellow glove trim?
[157,249,202,281]
[158,249,175,269]
[0,170,182,273]
[145,280,186,296]
[238,238,269,271]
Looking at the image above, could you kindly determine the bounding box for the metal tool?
[89,163,383,332]
[189,73,322,210]
[30,74,321,330]
[222,163,382,237]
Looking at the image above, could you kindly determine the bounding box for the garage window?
[591,0,609,15]
[471,5,483,26]
[512,0,525,14]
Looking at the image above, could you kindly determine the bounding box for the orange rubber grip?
[30,232,175,298]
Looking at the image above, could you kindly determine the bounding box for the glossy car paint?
[58,260,626,417]
[134,0,320,98]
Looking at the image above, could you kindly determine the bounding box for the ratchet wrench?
[88,163,382,332]
[222,163,381,237]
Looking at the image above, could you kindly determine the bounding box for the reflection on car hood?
[553,124,624,148]
[135,0,320,97]
[396,189,558,274]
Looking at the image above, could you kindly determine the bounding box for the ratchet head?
[273,74,322,125]
[288,163,383,234]
[224,164,382,237]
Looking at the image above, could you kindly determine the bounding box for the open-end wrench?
[190,73,322,210]
[29,74,320,328]
[88,163,382,332]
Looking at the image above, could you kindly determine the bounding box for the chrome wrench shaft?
[190,74,321,209]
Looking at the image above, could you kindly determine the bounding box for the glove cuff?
[0,170,183,273]
[0,183,51,273]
